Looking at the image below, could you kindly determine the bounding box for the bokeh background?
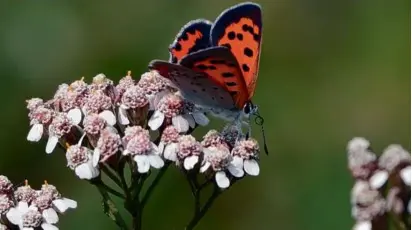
[0,0,410,229]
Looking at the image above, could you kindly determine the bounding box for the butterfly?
[149,2,268,153]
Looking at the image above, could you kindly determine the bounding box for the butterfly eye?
[243,103,251,114]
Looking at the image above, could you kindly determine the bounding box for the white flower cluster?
[25,71,262,188]
[0,176,76,230]
[347,137,411,230]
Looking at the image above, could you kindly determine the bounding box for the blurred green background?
[0,0,410,229]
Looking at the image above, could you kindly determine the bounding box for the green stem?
[101,164,123,188]
[92,179,129,230]
[185,186,221,230]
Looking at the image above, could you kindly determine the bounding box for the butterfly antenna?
[254,113,269,155]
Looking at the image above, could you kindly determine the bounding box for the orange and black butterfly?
[149,2,267,152]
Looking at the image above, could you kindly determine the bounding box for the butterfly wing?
[179,46,249,109]
[169,19,212,63]
[210,3,262,99]
[148,60,236,110]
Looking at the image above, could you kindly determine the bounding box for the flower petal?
[62,198,77,209]
[150,143,160,155]
[231,156,244,168]
[27,124,43,142]
[41,223,59,230]
[43,208,59,224]
[228,164,244,178]
[18,202,29,213]
[353,221,372,230]
[200,162,211,173]
[172,115,189,133]
[369,170,389,189]
[99,110,116,126]
[67,108,82,125]
[134,155,150,173]
[184,156,199,170]
[244,159,260,176]
[158,142,165,154]
[148,154,164,169]
[192,112,209,126]
[75,162,99,180]
[400,166,411,186]
[163,143,178,162]
[215,171,230,189]
[92,148,101,167]
[118,107,130,125]
[148,110,164,131]
[46,135,59,154]
[6,207,22,225]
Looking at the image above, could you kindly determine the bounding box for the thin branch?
[101,164,123,188]
[92,179,129,230]
[185,185,221,230]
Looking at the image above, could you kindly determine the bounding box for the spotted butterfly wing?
[169,19,212,63]
[179,46,248,109]
[211,2,262,98]
[150,49,239,110]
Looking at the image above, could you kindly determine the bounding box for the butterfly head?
[243,101,258,116]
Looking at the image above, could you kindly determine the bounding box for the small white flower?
[369,170,389,189]
[27,107,54,143]
[231,139,260,176]
[46,113,74,154]
[158,126,180,162]
[83,90,116,126]
[201,145,236,189]
[7,202,59,230]
[177,135,202,170]
[148,93,190,132]
[40,182,77,213]
[400,166,411,186]
[66,145,99,180]
[122,126,164,173]
[353,221,371,230]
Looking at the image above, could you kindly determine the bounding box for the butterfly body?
[149,2,263,129]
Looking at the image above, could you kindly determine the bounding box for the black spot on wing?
[196,64,208,70]
[222,72,235,78]
[225,82,237,87]
[242,64,250,72]
[236,33,243,40]
[174,43,182,51]
[244,47,253,57]
[228,31,236,40]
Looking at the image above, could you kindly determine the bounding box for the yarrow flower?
[231,139,260,176]
[122,126,163,173]
[347,137,411,230]
[158,126,180,162]
[24,70,266,229]
[148,93,191,132]
[177,135,202,170]
[93,128,122,166]
[66,144,99,180]
[119,85,149,125]
[1,179,76,230]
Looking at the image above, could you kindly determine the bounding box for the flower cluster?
[0,176,76,230]
[25,71,262,189]
[347,137,411,230]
